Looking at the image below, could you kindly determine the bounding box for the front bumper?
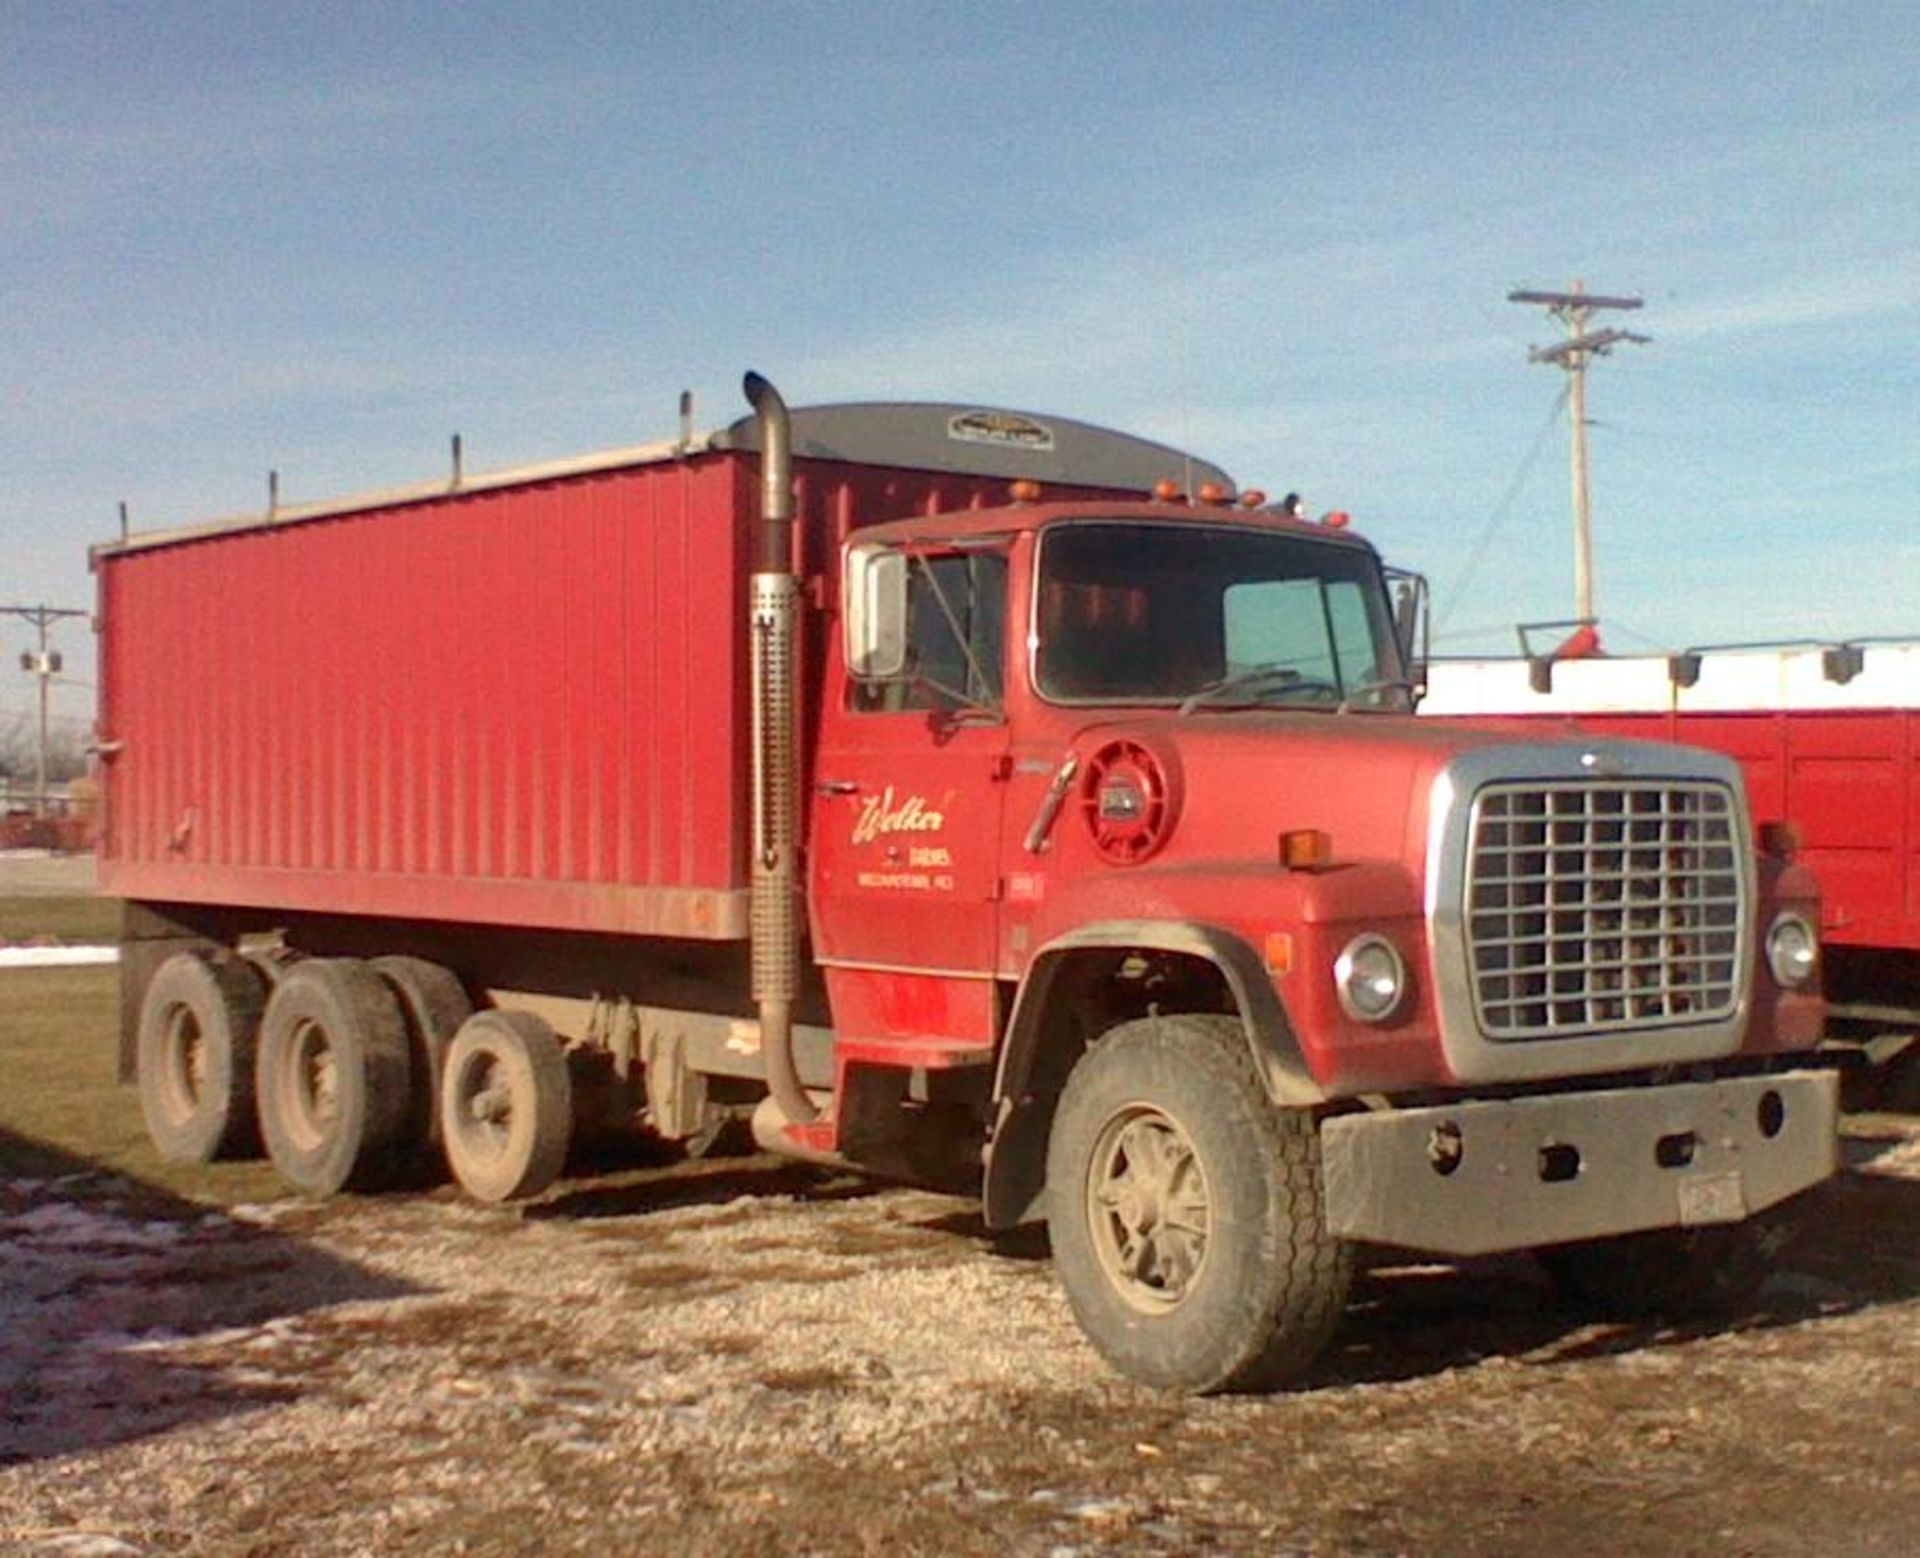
[1320,1070,1838,1257]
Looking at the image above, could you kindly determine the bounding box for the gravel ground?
[3,1120,1917,1557]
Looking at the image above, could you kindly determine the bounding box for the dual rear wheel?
[135,949,572,1203]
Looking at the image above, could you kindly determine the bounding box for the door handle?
[815,779,860,797]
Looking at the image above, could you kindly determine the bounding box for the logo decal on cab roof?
[947,410,1055,451]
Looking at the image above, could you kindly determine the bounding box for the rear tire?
[440,1011,573,1203]
[256,959,413,1197]
[1045,1014,1352,1393]
[135,949,268,1163]
[370,955,473,1157]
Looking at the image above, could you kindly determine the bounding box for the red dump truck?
[95,376,1836,1391]
[1424,642,1920,1107]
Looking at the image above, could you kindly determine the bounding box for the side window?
[853,551,1007,713]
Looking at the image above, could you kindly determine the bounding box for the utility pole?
[4,604,89,816]
[1509,280,1651,627]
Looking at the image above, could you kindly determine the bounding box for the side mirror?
[1386,567,1429,690]
[844,544,909,680]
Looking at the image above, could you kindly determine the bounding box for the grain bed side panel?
[98,456,751,937]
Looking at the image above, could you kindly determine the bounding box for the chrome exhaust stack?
[743,371,818,1127]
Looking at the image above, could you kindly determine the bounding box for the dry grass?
[0,893,119,945]
[0,960,286,1207]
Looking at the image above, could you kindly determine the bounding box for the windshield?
[1035,522,1409,711]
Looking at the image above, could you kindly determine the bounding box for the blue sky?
[4,2,1915,732]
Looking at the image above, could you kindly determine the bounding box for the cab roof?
[851,498,1378,552]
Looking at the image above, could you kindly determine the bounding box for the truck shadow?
[528,1152,887,1223]
[921,1148,1920,1391]
[0,1127,420,1468]
[1311,1159,1920,1389]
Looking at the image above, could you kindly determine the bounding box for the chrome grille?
[1466,781,1744,1040]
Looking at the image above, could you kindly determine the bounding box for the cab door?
[809,548,1010,999]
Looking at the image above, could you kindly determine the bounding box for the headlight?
[1766,912,1819,988]
[1335,934,1407,1023]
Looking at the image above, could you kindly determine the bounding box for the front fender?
[997,919,1322,1110]
[981,918,1323,1230]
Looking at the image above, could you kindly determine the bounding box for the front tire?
[1045,1014,1352,1393]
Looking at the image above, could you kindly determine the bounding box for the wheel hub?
[459,1058,514,1155]
[281,1020,339,1152]
[1088,1105,1211,1312]
[163,1007,207,1118]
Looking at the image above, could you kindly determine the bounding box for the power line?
[1433,383,1570,634]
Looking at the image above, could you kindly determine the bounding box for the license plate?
[1678,1170,1747,1226]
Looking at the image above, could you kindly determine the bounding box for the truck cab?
[805,483,1834,1389]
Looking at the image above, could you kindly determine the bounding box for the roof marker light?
[1197,481,1228,505]
[1239,490,1267,509]
[1152,480,1182,503]
[1009,479,1042,503]
[1321,510,1351,530]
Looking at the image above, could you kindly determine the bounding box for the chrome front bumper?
[1320,1070,1838,1257]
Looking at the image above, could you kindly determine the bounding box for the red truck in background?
[1424,642,1920,1109]
[94,376,1836,1392]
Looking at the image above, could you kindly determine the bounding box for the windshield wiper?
[1178,665,1340,715]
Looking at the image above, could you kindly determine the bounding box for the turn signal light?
[1759,821,1802,859]
[1009,479,1043,503]
[1281,829,1332,870]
